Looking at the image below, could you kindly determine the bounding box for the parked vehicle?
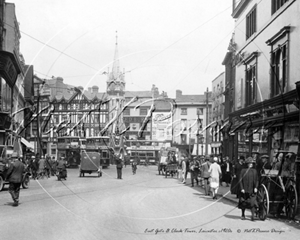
[79,151,102,177]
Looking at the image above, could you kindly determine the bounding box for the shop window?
[272,0,289,15]
[246,5,256,40]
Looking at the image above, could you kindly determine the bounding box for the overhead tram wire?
[5,4,233,83]
[128,4,232,73]
[4,22,99,72]
[7,3,235,101]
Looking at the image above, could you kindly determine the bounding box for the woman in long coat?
[238,157,258,221]
[231,156,245,198]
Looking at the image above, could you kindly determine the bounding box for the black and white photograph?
[0,0,300,239]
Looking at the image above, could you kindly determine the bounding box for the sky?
[10,0,234,98]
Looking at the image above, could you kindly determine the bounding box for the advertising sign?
[152,112,172,141]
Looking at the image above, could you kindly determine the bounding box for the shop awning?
[20,137,34,150]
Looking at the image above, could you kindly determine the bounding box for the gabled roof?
[83,90,106,101]
[51,91,106,103]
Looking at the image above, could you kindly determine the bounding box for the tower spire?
[112,31,119,79]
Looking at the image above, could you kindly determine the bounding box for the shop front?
[228,88,300,205]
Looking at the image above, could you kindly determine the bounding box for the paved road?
[0,165,299,240]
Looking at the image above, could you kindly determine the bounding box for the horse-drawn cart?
[256,152,298,220]
[165,163,178,178]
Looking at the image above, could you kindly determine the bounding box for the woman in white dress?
[209,157,222,199]
[181,157,187,183]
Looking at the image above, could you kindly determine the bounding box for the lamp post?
[196,110,201,156]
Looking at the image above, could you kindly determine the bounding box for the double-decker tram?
[84,136,111,168]
[126,145,161,165]
[125,140,171,165]
[57,136,81,167]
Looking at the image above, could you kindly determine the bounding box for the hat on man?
[261,155,269,159]
[245,157,255,164]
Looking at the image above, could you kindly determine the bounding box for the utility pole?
[196,111,200,156]
[36,85,40,156]
[205,87,209,155]
[36,81,44,157]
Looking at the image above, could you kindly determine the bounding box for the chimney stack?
[176,90,182,98]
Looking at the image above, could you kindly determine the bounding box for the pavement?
[197,179,300,223]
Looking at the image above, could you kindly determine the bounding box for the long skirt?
[230,177,238,194]
[238,192,258,209]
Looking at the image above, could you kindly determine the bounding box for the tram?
[57,136,81,167]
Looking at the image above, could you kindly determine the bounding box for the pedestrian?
[56,157,67,180]
[238,157,258,221]
[201,156,211,195]
[51,156,57,176]
[208,156,222,199]
[273,152,284,170]
[5,153,25,206]
[37,156,46,179]
[45,155,52,178]
[115,154,123,179]
[184,157,190,183]
[222,156,232,187]
[231,156,245,198]
[256,155,272,180]
[131,157,137,174]
[30,155,38,179]
[181,156,187,184]
[190,157,200,187]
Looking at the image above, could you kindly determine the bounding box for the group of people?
[231,152,296,221]
[180,155,222,199]
[179,151,296,221]
[25,154,57,179]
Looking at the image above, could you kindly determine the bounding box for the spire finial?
[116,31,118,45]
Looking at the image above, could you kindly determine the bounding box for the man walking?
[222,156,232,187]
[190,157,200,187]
[6,153,25,206]
[115,154,123,179]
[201,156,211,195]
